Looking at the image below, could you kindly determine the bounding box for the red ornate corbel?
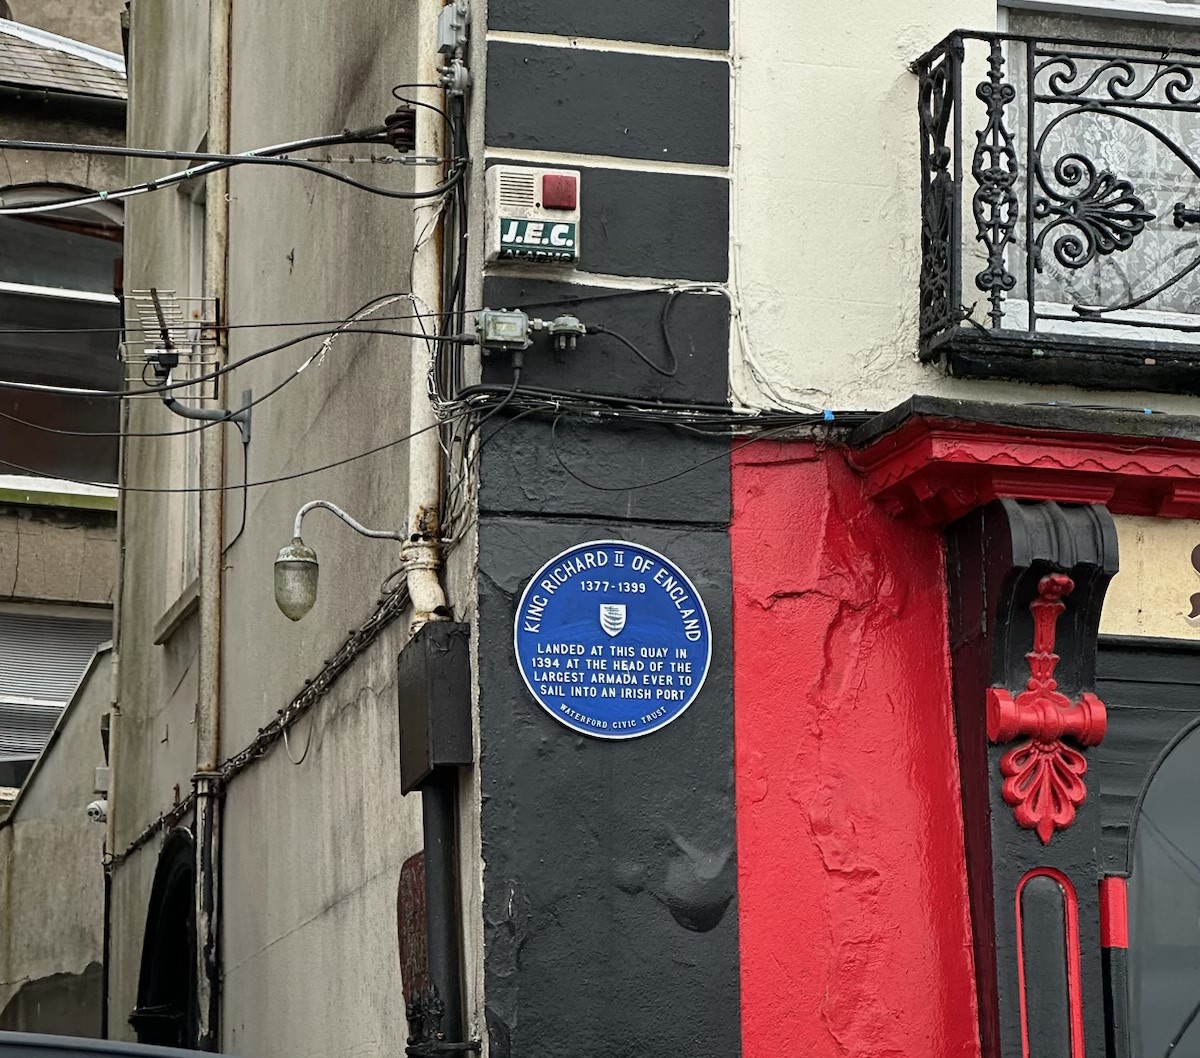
[986,573,1107,844]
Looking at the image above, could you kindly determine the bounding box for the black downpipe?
[101,866,111,1038]
[419,772,466,1052]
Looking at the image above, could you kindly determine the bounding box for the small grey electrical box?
[486,165,581,265]
[437,0,469,54]
[397,622,473,793]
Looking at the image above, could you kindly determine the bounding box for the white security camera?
[86,799,108,823]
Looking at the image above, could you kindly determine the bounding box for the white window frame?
[1004,0,1200,26]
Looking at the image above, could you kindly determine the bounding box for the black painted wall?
[1095,637,1200,873]
[477,517,737,1058]
[487,0,729,50]
[476,8,738,1057]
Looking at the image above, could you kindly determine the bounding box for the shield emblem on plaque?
[600,604,626,638]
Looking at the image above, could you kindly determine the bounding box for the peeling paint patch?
[0,962,102,1036]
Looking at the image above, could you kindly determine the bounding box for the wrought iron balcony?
[916,30,1200,393]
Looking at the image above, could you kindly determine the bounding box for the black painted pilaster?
[476,6,737,1057]
[947,500,1119,1058]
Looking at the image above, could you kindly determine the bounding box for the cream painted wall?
[0,506,115,605]
[731,0,1200,417]
[111,0,479,1053]
[0,649,110,1035]
[1102,515,1200,639]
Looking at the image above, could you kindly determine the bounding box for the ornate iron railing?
[916,31,1200,387]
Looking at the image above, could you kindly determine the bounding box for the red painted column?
[731,442,981,1058]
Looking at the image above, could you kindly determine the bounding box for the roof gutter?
[0,81,125,124]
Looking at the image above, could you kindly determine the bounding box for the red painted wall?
[731,442,981,1058]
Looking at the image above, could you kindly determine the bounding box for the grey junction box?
[397,621,473,794]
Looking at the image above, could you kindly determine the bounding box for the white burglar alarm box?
[486,165,581,265]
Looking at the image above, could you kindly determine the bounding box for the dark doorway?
[129,828,197,1048]
[1096,638,1200,1058]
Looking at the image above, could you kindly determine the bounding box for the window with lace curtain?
[916,6,1200,386]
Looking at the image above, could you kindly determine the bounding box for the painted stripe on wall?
[483,163,729,282]
[481,277,730,403]
[485,43,729,166]
[486,0,730,50]
[730,442,981,1058]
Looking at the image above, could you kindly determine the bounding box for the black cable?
[0,309,452,337]
[0,286,731,341]
[480,404,542,452]
[442,405,544,538]
[549,417,809,492]
[391,88,455,131]
[0,406,210,438]
[454,377,872,427]
[223,437,250,553]
[441,367,521,528]
[0,326,474,399]
[661,289,687,376]
[0,321,376,438]
[158,325,468,395]
[0,412,469,494]
[0,294,449,438]
[473,367,522,436]
[0,286,724,341]
[453,379,783,419]
[586,323,676,378]
[0,131,468,212]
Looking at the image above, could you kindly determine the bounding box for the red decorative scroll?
[986,574,1107,844]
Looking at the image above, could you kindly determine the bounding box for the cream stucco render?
[1102,515,1200,639]
[730,1,1200,417]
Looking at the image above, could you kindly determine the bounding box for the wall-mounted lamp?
[275,501,403,621]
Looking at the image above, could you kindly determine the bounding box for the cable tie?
[1144,408,1153,415]
[823,409,834,421]
[98,190,108,200]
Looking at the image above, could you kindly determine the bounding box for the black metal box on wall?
[397,622,473,793]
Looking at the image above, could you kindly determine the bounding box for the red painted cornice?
[848,412,1200,525]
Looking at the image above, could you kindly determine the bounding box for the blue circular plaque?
[514,540,712,739]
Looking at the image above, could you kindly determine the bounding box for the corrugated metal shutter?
[0,700,63,756]
[0,611,111,760]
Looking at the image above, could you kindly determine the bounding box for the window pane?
[1130,725,1200,1058]
[0,274,122,483]
[0,216,120,294]
[0,388,119,483]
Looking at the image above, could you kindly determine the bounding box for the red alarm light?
[541,173,578,210]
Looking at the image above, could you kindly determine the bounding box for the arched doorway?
[129,827,198,1048]
[1128,722,1200,1058]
